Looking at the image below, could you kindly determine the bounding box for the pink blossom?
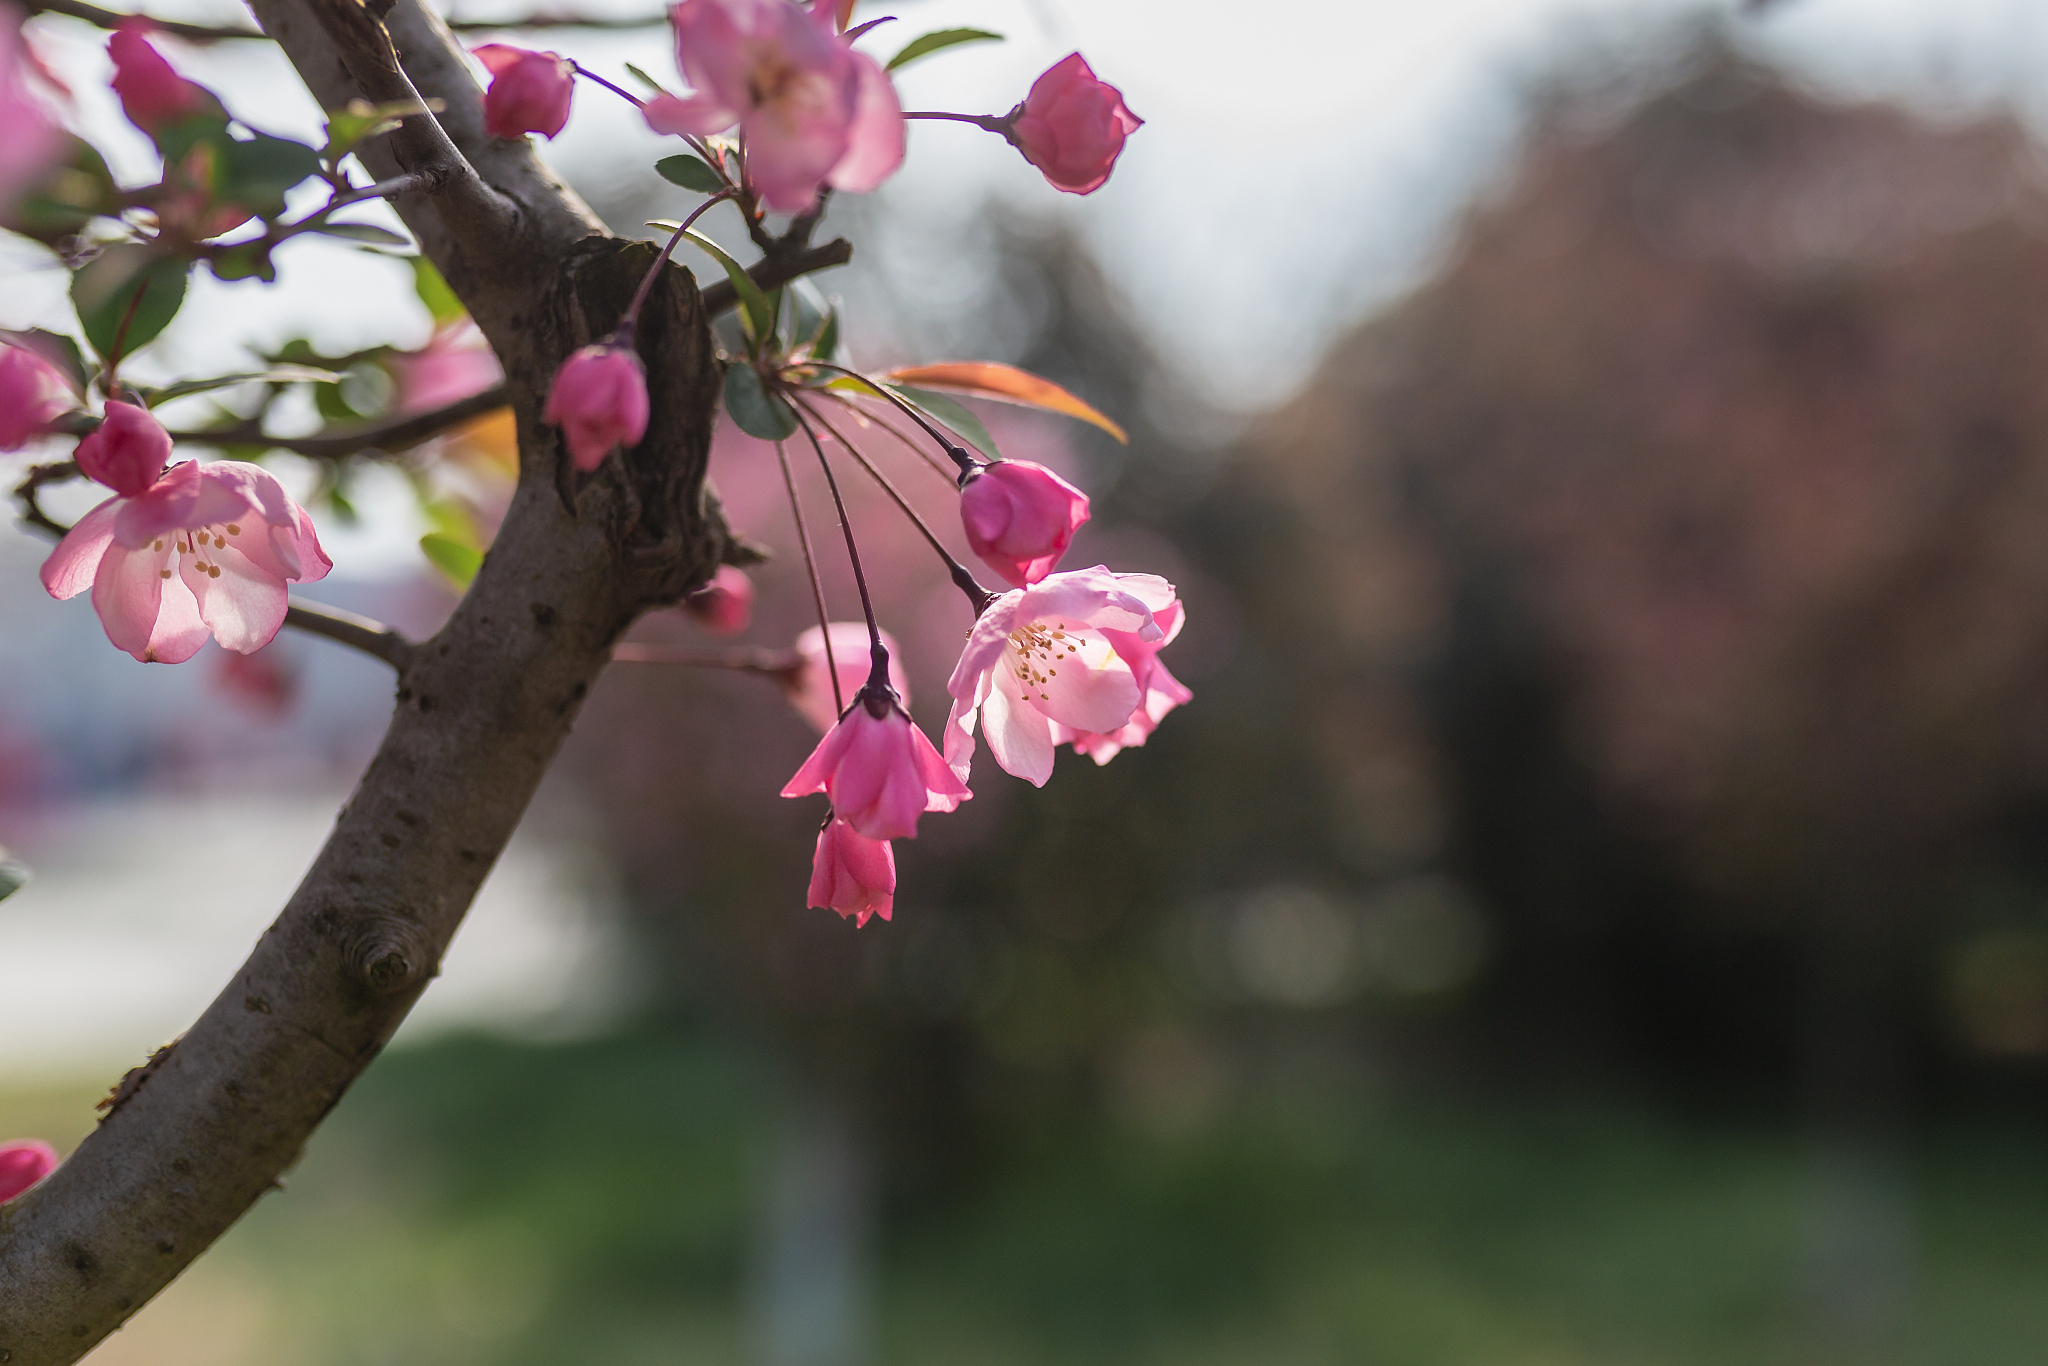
[391,325,501,414]
[944,564,1176,786]
[474,43,575,140]
[42,413,332,663]
[108,19,204,134]
[0,340,71,450]
[781,680,968,840]
[784,621,907,732]
[807,816,893,926]
[544,341,648,471]
[0,8,62,219]
[959,459,1089,588]
[683,564,753,635]
[0,1139,57,1202]
[1007,53,1142,196]
[1050,598,1191,762]
[642,0,903,213]
[215,641,298,717]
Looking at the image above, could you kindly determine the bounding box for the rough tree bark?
[0,1,734,1357]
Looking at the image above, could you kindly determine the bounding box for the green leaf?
[411,257,464,327]
[813,309,839,362]
[4,138,121,244]
[72,247,190,362]
[218,135,322,220]
[156,113,233,170]
[682,229,773,352]
[420,532,482,587]
[207,243,275,283]
[623,63,673,97]
[0,861,28,903]
[1,328,90,396]
[887,27,1003,72]
[655,154,726,193]
[311,221,411,247]
[322,98,430,163]
[891,383,1002,458]
[142,366,341,406]
[724,365,798,441]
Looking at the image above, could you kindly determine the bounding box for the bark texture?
[0,2,730,1357]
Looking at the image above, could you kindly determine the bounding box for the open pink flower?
[808,816,894,926]
[0,340,71,449]
[945,564,1176,786]
[544,341,648,470]
[960,459,1089,588]
[642,0,903,213]
[683,564,753,635]
[782,679,968,840]
[0,1139,56,1202]
[0,8,62,218]
[1050,598,1191,762]
[1006,53,1142,196]
[42,406,331,663]
[784,621,907,732]
[474,43,575,140]
[108,19,206,133]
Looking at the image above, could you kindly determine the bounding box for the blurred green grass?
[10,1030,2048,1365]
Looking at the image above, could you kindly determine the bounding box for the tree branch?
[284,601,416,670]
[701,237,853,317]
[11,460,77,539]
[172,383,512,461]
[22,0,667,40]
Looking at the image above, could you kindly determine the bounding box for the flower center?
[151,521,242,581]
[1006,619,1078,701]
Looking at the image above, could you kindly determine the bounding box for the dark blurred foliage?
[561,36,2048,1247]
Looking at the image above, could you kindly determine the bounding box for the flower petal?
[39,496,121,600]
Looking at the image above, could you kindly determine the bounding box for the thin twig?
[171,384,512,460]
[23,0,667,39]
[830,390,959,485]
[701,239,852,317]
[283,601,415,670]
[774,437,842,717]
[611,643,797,672]
[13,460,79,538]
[788,401,887,685]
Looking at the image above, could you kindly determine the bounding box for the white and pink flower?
[944,564,1177,786]
[41,403,331,663]
[1050,598,1191,763]
[642,0,903,213]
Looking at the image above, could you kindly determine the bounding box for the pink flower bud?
[0,1139,57,1202]
[960,459,1089,588]
[0,341,70,450]
[807,817,893,927]
[474,43,575,141]
[683,564,754,635]
[74,400,170,497]
[544,342,649,471]
[1007,53,1142,196]
[108,19,203,133]
[785,622,908,733]
[782,684,970,841]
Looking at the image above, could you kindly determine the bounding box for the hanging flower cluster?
[4,0,1166,929]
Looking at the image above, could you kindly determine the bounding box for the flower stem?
[901,111,1011,134]
[826,391,958,486]
[570,62,646,109]
[774,438,843,718]
[787,400,890,693]
[799,396,996,614]
[802,361,981,478]
[620,190,738,333]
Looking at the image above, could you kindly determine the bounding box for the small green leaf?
[724,365,798,441]
[156,113,233,169]
[322,98,430,162]
[813,309,839,361]
[420,532,483,587]
[310,220,411,246]
[891,384,1001,458]
[682,229,773,352]
[207,243,275,283]
[143,366,340,406]
[411,257,464,327]
[655,154,726,193]
[0,860,28,903]
[5,138,121,244]
[219,135,322,220]
[72,247,190,362]
[887,27,1003,72]
[623,63,673,97]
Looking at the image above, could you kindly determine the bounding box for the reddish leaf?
[884,361,1128,443]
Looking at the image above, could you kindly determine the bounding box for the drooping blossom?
[544,341,648,471]
[1005,53,1142,196]
[474,43,575,140]
[683,564,753,635]
[41,404,332,663]
[945,564,1176,786]
[807,816,894,926]
[1051,598,1191,762]
[0,340,71,449]
[784,621,907,732]
[0,7,62,218]
[215,641,298,717]
[108,19,206,133]
[642,0,904,213]
[959,458,1089,588]
[782,676,968,840]
[0,1139,57,1202]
